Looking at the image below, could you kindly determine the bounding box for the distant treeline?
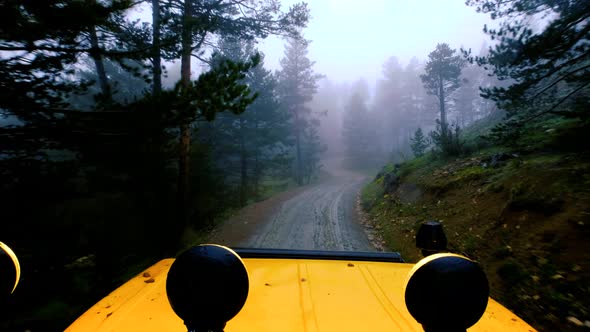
[339,0,590,164]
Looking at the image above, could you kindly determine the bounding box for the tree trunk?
[253,111,260,200]
[239,143,248,206]
[178,122,190,222]
[294,111,303,185]
[178,0,193,228]
[239,118,248,206]
[88,25,110,100]
[253,152,260,200]
[438,75,447,134]
[151,0,162,96]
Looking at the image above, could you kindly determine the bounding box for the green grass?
[507,181,564,215]
[360,181,384,210]
[398,153,447,181]
[461,111,505,151]
[454,165,492,181]
[400,153,434,173]
[361,113,590,332]
[382,163,397,173]
[511,117,589,153]
[523,153,563,166]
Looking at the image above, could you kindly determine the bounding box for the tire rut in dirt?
[243,179,373,251]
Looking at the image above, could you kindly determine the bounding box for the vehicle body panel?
[66,258,536,332]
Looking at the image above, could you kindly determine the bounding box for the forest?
[1,0,589,331]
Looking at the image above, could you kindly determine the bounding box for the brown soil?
[365,152,590,332]
[207,184,310,246]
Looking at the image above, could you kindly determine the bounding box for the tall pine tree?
[342,90,372,165]
[202,37,292,205]
[277,37,323,185]
[165,0,309,224]
[421,43,465,135]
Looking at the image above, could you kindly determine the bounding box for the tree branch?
[522,81,590,122]
[530,63,590,99]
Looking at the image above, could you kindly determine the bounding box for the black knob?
[0,242,20,299]
[416,221,447,256]
[166,245,249,332]
[405,254,489,332]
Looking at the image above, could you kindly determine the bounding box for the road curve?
[239,161,373,251]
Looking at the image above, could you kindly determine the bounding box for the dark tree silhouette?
[466,0,590,121]
[421,43,465,135]
[277,37,323,184]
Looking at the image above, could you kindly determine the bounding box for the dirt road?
[208,159,374,251]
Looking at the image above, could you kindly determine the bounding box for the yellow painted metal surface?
[66,258,536,332]
[0,241,21,293]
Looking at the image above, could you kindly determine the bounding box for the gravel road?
[226,159,374,251]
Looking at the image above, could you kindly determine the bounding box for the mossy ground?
[362,119,590,331]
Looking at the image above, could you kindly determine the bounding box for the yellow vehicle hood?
[66,258,535,332]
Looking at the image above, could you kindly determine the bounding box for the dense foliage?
[201,37,293,205]
[341,80,379,166]
[410,128,428,157]
[350,48,494,162]
[277,37,324,184]
[420,43,465,134]
[465,0,590,140]
[0,1,319,330]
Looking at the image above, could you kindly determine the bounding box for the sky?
[127,0,497,89]
[259,0,494,86]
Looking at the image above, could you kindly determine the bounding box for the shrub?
[410,128,429,157]
[429,120,464,156]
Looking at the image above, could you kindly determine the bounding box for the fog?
[260,0,493,85]
[125,1,498,166]
[253,0,497,164]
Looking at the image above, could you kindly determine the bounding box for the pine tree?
[0,0,301,233]
[454,63,480,127]
[402,57,429,128]
[429,120,463,156]
[453,43,504,127]
[201,37,292,205]
[376,56,404,151]
[151,0,163,95]
[466,0,590,127]
[410,128,428,157]
[246,63,293,196]
[0,0,136,114]
[277,37,323,185]
[68,58,150,110]
[168,0,309,224]
[301,118,326,183]
[374,56,431,156]
[421,43,465,136]
[342,90,372,165]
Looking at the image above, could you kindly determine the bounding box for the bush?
[429,120,464,156]
[410,128,429,157]
[361,181,384,210]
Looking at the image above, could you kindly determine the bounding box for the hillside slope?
[361,123,590,331]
